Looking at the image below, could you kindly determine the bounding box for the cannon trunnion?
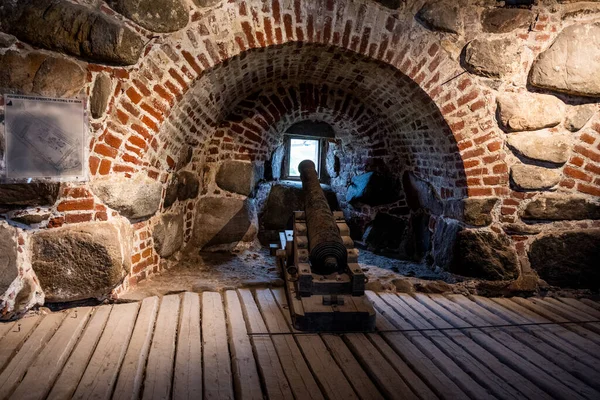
[276,160,375,331]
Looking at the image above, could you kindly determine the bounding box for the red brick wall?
[59,1,600,287]
[3,0,599,292]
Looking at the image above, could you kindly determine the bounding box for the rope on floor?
[246,319,600,336]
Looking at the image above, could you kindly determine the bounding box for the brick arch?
[206,82,412,173]
[210,83,394,164]
[158,43,467,197]
[90,0,504,199]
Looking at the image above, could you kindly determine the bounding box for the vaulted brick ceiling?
[153,43,464,192]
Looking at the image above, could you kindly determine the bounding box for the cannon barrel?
[298,160,347,274]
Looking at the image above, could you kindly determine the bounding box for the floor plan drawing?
[3,94,85,180]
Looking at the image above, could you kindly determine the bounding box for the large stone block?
[261,184,303,231]
[562,2,600,20]
[497,92,564,132]
[1,271,44,321]
[415,1,462,34]
[192,197,257,249]
[90,73,112,119]
[404,211,432,261]
[268,146,285,180]
[529,23,600,97]
[0,224,19,295]
[325,146,341,179]
[164,178,179,209]
[176,171,200,201]
[32,220,132,302]
[529,229,600,289]
[33,57,87,98]
[176,145,194,170]
[107,0,189,33]
[463,38,521,78]
[261,183,339,231]
[192,0,221,7]
[92,174,162,220]
[216,160,261,196]
[346,172,401,207]
[461,198,498,226]
[153,212,184,258]
[0,51,85,97]
[0,0,144,66]
[10,211,51,225]
[521,194,600,220]
[0,51,44,95]
[506,131,570,164]
[445,197,498,226]
[482,8,533,33]
[362,213,409,256]
[165,170,201,208]
[0,182,60,207]
[260,182,339,231]
[0,33,15,48]
[565,104,596,132]
[452,230,519,281]
[402,172,443,215]
[432,217,461,270]
[510,164,561,190]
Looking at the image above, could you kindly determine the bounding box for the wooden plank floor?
[0,291,599,400]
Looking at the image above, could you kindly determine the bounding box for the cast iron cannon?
[276,160,376,331]
[298,159,347,275]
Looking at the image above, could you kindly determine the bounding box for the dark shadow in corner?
[204,206,253,249]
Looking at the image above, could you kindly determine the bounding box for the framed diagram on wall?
[2,94,87,182]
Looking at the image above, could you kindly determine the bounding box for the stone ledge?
[521,194,600,221]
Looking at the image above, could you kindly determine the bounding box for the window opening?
[282,120,335,181]
[287,137,320,177]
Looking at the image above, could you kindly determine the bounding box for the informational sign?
[3,94,86,181]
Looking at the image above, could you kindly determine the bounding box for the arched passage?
[98,41,469,189]
[91,0,501,194]
[82,0,506,288]
[98,40,468,278]
[0,0,598,313]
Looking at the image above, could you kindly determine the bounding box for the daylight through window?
[287,138,320,177]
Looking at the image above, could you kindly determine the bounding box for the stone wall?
[0,0,599,315]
